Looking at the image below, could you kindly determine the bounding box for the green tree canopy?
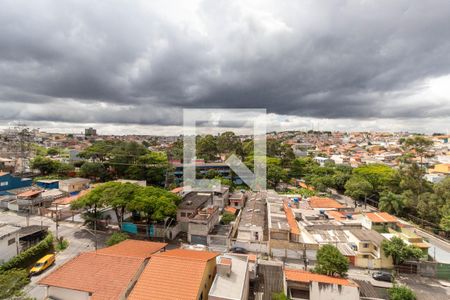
[314,244,349,277]
[344,176,373,203]
[379,191,404,215]
[0,269,30,299]
[388,285,416,300]
[381,237,423,265]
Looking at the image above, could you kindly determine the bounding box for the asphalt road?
[0,210,108,300]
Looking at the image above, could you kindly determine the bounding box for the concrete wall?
[196,259,217,300]
[47,286,90,300]
[0,234,18,264]
[310,282,359,300]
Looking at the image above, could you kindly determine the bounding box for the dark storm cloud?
[0,0,450,127]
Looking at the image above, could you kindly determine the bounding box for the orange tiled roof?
[284,201,300,235]
[326,210,346,220]
[224,206,238,214]
[285,269,358,287]
[157,248,219,261]
[17,190,42,197]
[171,186,183,194]
[309,197,344,209]
[0,172,9,176]
[39,252,144,300]
[96,240,167,259]
[366,212,397,223]
[53,189,90,205]
[128,249,218,300]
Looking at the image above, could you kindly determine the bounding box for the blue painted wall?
[36,180,59,189]
[0,173,33,191]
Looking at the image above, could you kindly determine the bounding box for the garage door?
[191,235,207,245]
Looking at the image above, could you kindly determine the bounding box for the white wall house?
[0,224,20,264]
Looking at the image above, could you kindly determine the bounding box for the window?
[362,243,369,248]
[363,255,369,259]
[374,245,378,251]
[8,238,15,245]
[0,181,8,186]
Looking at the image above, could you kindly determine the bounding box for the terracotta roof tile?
[96,240,167,259]
[366,212,397,223]
[39,252,144,299]
[224,206,238,214]
[17,190,42,197]
[128,249,218,300]
[285,269,358,287]
[284,201,300,235]
[157,248,219,261]
[309,197,344,209]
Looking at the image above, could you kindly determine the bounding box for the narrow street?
[0,210,108,299]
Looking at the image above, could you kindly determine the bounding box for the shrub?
[0,233,54,271]
[388,285,416,300]
[55,237,69,252]
[221,213,236,225]
[106,232,129,247]
[0,269,30,299]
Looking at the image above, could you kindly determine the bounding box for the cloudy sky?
[1,0,450,135]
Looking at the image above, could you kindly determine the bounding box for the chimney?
[217,257,232,276]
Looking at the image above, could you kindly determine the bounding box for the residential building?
[346,229,393,269]
[284,269,360,300]
[177,191,212,231]
[128,249,219,300]
[362,212,398,231]
[0,224,20,264]
[8,189,44,212]
[229,191,246,209]
[59,178,90,194]
[188,205,220,245]
[36,179,60,190]
[209,255,250,300]
[237,192,266,243]
[430,163,450,174]
[84,127,97,137]
[39,240,166,300]
[0,172,32,193]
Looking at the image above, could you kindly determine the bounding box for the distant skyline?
[1,0,450,134]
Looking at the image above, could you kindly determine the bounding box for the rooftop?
[178,192,211,210]
[239,192,266,229]
[60,177,90,184]
[308,196,345,209]
[128,249,218,300]
[349,229,385,246]
[95,240,167,259]
[209,255,249,300]
[0,224,20,239]
[39,252,144,300]
[285,269,358,287]
[17,189,42,198]
[365,212,397,223]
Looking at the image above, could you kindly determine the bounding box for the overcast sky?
[1,0,450,135]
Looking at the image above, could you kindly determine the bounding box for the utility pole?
[55,203,59,239]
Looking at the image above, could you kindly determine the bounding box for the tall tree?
[379,191,404,215]
[401,136,433,166]
[381,237,423,265]
[314,244,349,277]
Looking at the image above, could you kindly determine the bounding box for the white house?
[0,224,20,264]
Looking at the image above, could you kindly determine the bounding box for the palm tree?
[379,191,404,215]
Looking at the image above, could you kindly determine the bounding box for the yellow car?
[29,254,55,276]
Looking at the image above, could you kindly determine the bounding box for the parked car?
[230,247,248,254]
[30,254,55,276]
[372,271,392,282]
